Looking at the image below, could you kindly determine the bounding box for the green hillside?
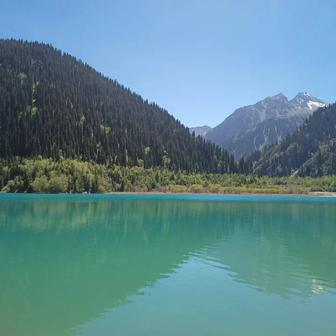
[0,39,249,174]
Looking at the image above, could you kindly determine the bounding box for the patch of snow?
[307,101,325,110]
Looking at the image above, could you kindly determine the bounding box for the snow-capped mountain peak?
[290,92,325,110]
[203,91,327,159]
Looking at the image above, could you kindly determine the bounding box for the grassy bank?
[1,157,336,194]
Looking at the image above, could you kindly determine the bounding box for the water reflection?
[204,203,336,297]
[0,196,335,336]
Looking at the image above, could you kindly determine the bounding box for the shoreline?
[1,191,336,197]
[104,191,336,197]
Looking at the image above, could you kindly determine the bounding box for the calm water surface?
[1,194,336,336]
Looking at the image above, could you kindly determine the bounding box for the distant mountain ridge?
[189,126,212,137]
[203,92,326,158]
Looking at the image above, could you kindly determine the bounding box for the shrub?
[31,176,49,193]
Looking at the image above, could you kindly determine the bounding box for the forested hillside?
[0,39,249,174]
[253,103,336,176]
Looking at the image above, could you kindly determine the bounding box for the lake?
[1,194,336,336]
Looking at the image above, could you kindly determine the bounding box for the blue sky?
[1,0,335,127]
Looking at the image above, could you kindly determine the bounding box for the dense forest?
[253,103,336,177]
[0,39,251,174]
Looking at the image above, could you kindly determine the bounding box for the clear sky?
[1,0,335,127]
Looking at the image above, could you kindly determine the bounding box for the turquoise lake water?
[0,194,336,335]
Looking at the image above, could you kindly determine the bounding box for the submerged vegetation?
[1,157,336,194]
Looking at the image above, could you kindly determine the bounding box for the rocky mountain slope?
[204,92,325,158]
[189,126,212,137]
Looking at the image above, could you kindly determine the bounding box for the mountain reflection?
[0,196,335,336]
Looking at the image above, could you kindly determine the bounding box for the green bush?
[31,176,49,193]
[48,174,68,193]
[189,184,204,193]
